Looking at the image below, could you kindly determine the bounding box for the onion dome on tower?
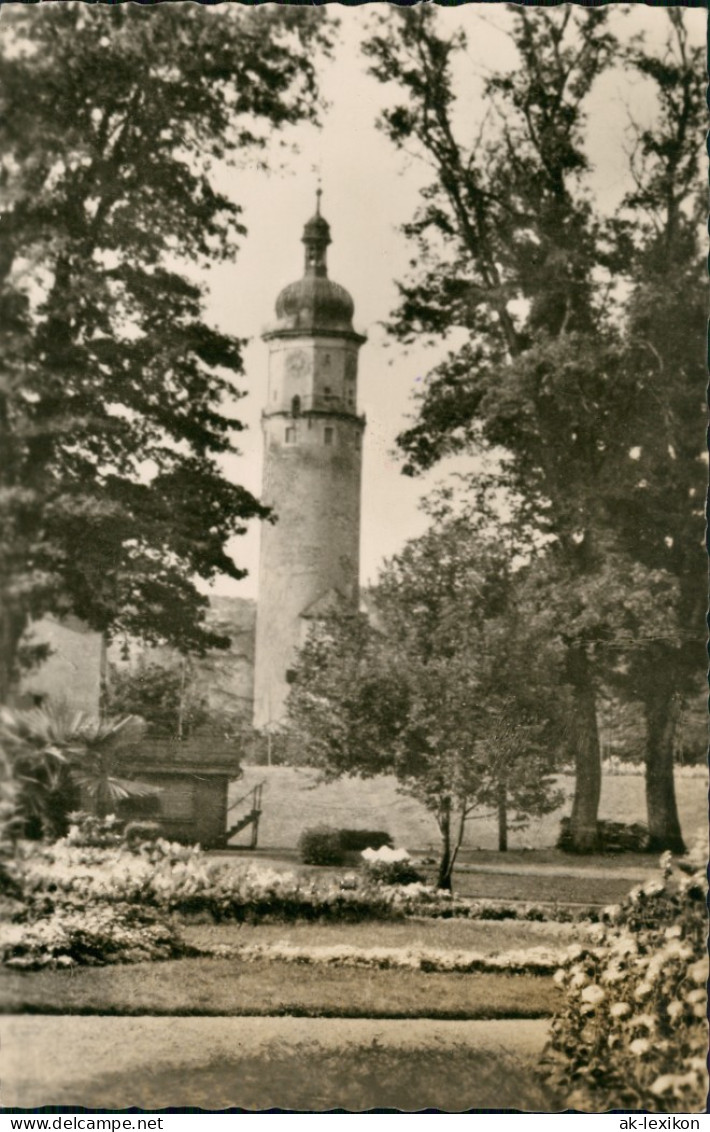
[271,190,357,336]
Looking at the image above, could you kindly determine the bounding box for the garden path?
[2,1015,558,1111]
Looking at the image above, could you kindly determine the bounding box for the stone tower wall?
[253,332,364,729]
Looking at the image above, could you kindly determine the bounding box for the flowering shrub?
[1,902,189,968]
[545,848,708,1112]
[64,811,124,848]
[123,819,162,846]
[361,846,424,886]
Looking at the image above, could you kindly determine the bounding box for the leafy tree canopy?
[0,3,334,697]
[362,6,703,852]
[104,660,210,741]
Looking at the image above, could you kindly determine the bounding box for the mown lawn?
[447,870,635,905]
[232,766,707,853]
[0,959,560,1019]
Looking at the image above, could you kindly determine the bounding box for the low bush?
[338,829,393,853]
[557,818,650,854]
[545,848,708,1112]
[298,825,345,866]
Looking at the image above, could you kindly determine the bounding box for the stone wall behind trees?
[107,596,257,734]
[18,616,105,715]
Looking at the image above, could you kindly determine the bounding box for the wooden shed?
[119,738,243,849]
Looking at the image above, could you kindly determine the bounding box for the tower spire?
[302,190,331,278]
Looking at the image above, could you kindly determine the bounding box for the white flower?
[634,982,653,1000]
[685,988,707,1006]
[610,1002,631,1018]
[659,851,673,875]
[570,971,588,989]
[666,999,684,1020]
[642,879,664,897]
[632,1013,655,1031]
[629,1038,650,1056]
[581,985,605,1005]
[361,846,410,862]
[664,925,682,940]
[601,904,621,922]
[688,959,708,985]
[650,1076,675,1096]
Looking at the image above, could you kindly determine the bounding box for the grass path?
[2,1015,559,1111]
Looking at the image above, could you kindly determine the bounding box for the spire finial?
[315,184,322,216]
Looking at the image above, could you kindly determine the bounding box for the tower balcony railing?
[263,392,365,422]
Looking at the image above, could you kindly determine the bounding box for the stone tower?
[252,195,366,729]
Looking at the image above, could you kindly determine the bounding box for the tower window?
[291,394,301,417]
[323,354,331,368]
[323,386,331,398]
[285,426,296,444]
[324,427,334,446]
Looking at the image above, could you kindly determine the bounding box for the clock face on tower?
[286,349,310,378]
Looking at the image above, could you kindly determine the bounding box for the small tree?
[288,517,568,888]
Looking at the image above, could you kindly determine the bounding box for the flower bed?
[190,939,565,976]
[12,840,599,923]
[2,834,606,969]
[2,902,190,969]
[545,849,708,1113]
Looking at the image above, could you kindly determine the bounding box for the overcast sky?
[200,4,705,601]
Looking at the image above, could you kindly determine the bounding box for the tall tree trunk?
[437,799,452,890]
[567,645,601,853]
[643,689,685,853]
[0,607,26,705]
[176,655,187,741]
[497,780,508,852]
[437,796,469,890]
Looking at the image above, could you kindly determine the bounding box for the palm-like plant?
[0,702,158,835]
[66,712,158,818]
